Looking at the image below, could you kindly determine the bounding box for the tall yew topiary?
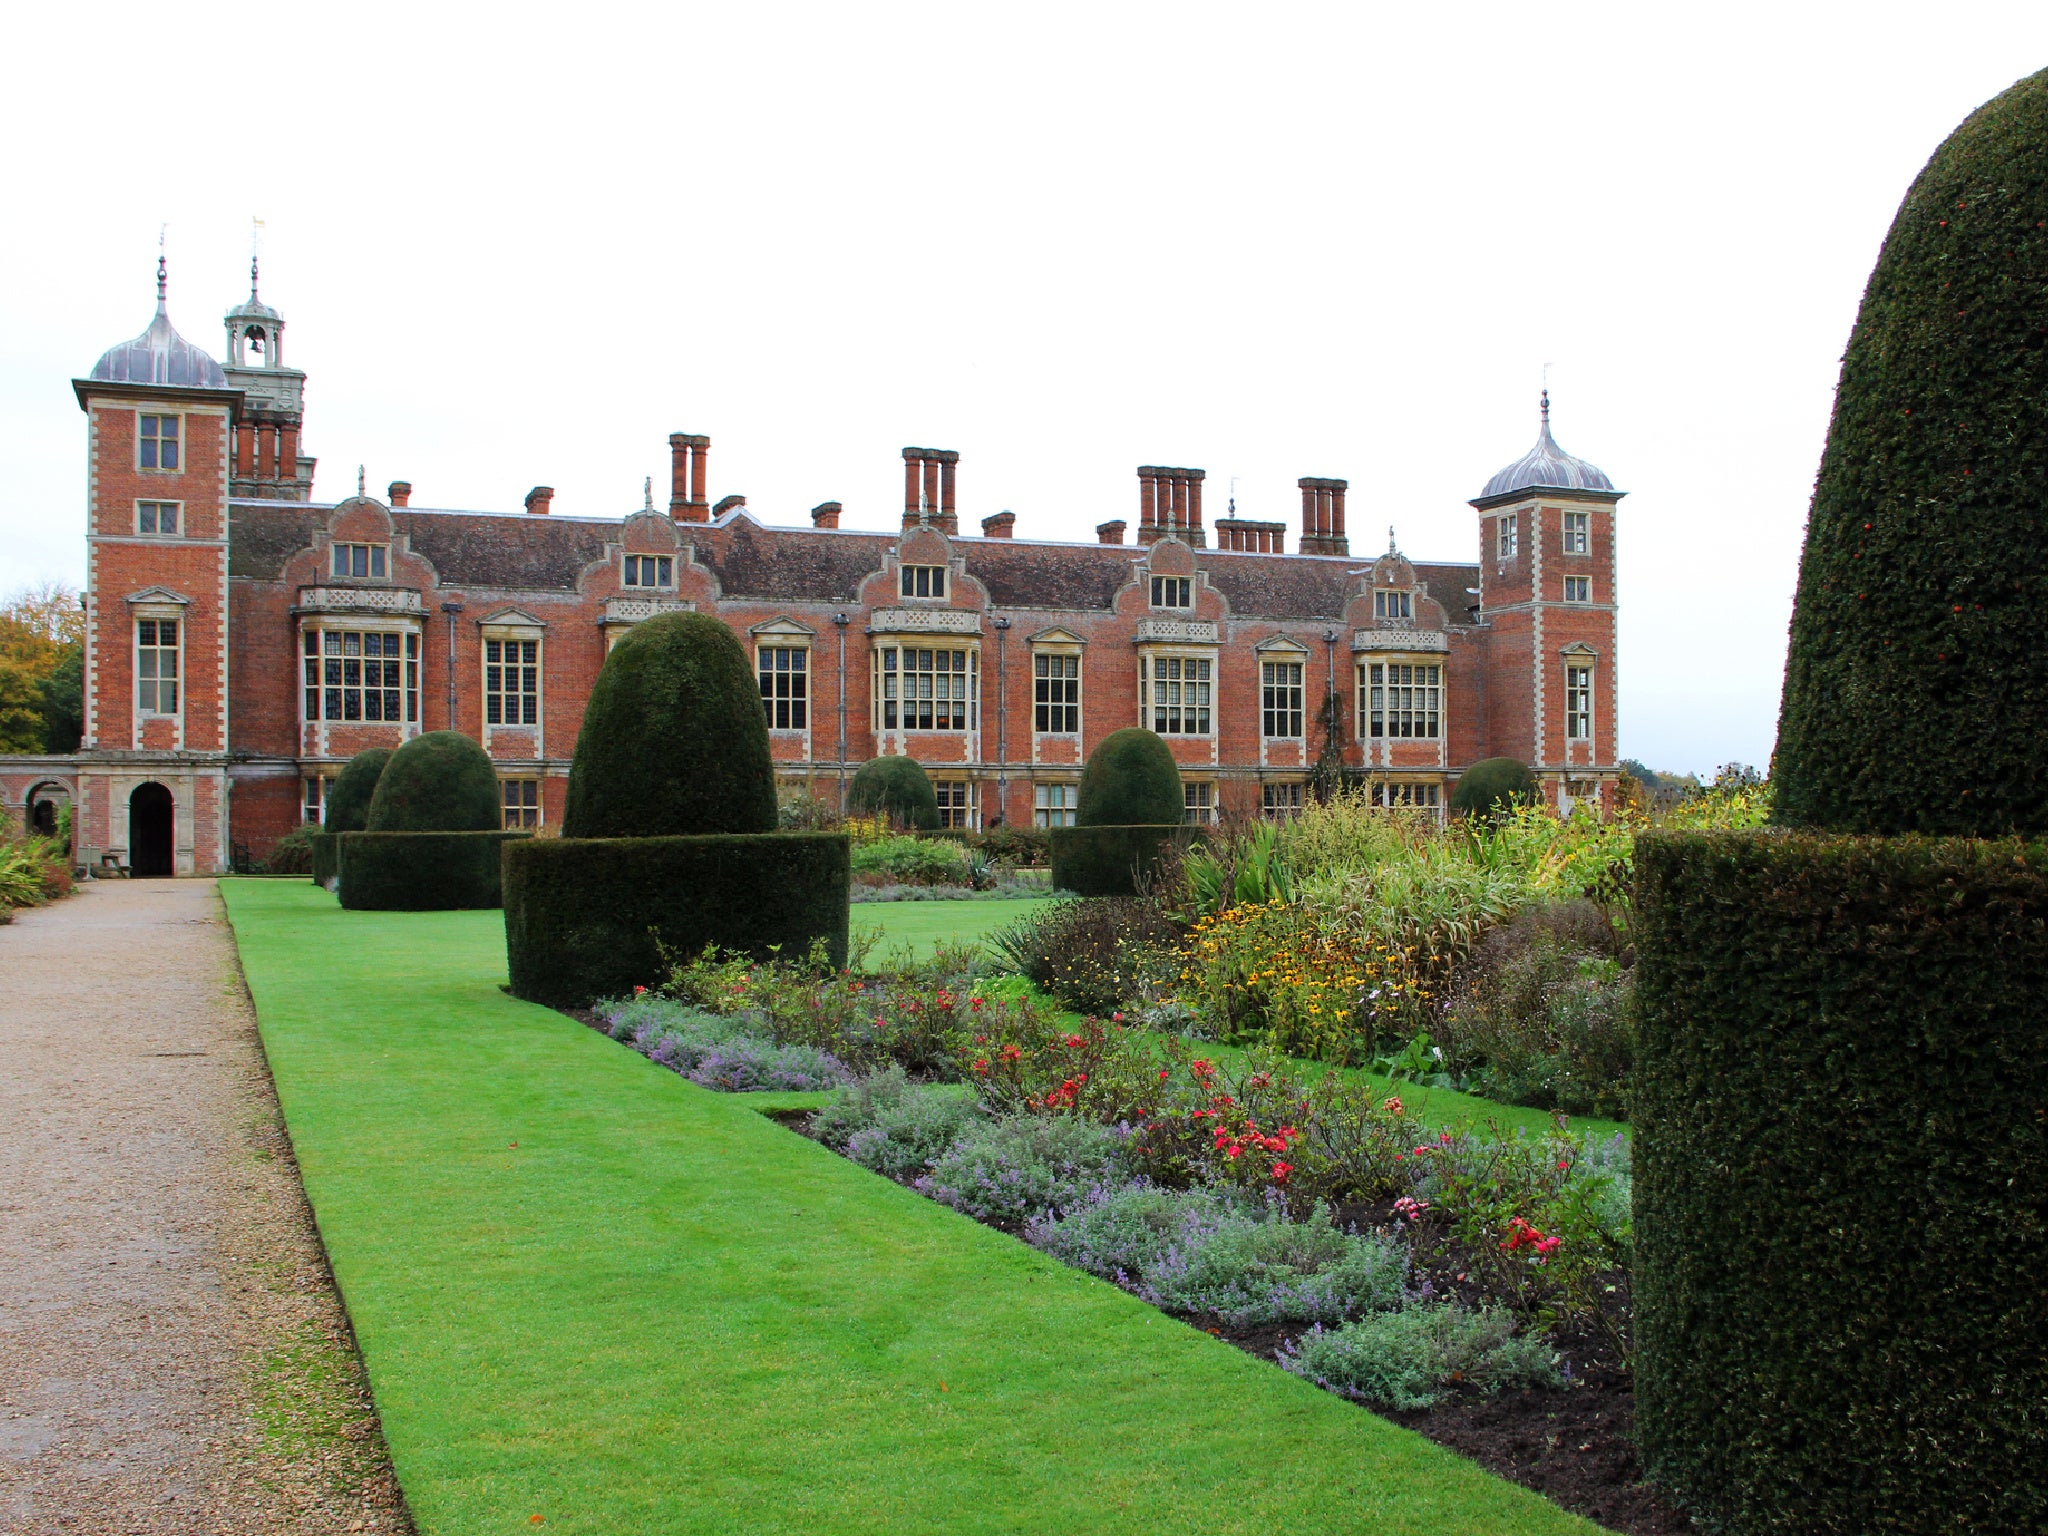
[1774,67,2048,835]
[1075,728,1182,827]
[1636,68,2048,1536]
[326,748,392,833]
[563,612,776,838]
[365,731,502,832]
[1448,757,1535,820]
[848,756,940,831]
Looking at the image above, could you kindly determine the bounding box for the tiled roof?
[228,504,327,579]
[687,521,894,604]
[395,511,611,591]
[963,541,1137,611]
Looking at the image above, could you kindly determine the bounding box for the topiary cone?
[325,748,392,833]
[365,731,502,832]
[848,756,940,831]
[562,612,777,838]
[1076,728,1183,827]
[1775,66,2048,835]
[1449,757,1536,820]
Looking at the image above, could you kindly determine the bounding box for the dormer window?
[901,565,947,599]
[1563,511,1590,555]
[1150,576,1191,609]
[624,555,673,589]
[139,414,180,471]
[1374,589,1413,621]
[332,543,388,580]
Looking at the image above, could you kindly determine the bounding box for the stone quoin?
[4,262,1625,873]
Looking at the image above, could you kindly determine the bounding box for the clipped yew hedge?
[1050,824,1199,898]
[1633,830,2048,1535]
[1449,757,1535,820]
[503,833,851,1006]
[1774,67,2048,836]
[1076,728,1183,828]
[338,830,529,912]
[366,731,501,834]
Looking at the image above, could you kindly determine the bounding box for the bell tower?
[223,257,315,500]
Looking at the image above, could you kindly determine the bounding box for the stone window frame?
[1149,575,1193,610]
[932,779,973,830]
[137,412,182,473]
[1372,588,1413,622]
[899,564,948,601]
[302,773,330,825]
[1357,655,1444,741]
[752,620,815,735]
[1033,780,1079,829]
[483,634,541,729]
[1496,513,1518,562]
[501,777,542,830]
[301,622,421,725]
[1138,645,1216,737]
[623,553,675,590]
[1373,779,1444,818]
[872,642,979,733]
[136,499,181,536]
[331,542,390,581]
[1261,781,1305,819]
[135,614,182,717]
[1562,575,1592,604]
[1183,780,1216,825]
[1029,631,1085,737]
[1562,510,1591,556]
[1564,655,1596,742]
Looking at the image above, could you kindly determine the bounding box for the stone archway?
[129,783,174,878]
[25,781,71,839]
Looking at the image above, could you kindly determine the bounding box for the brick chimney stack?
[981,511,1015,539]
[387,481,412,507]
[1137,466,1208,547]
[1215,518,1286,553]
[713,494,746,517]
[1298,477,1350,556]
[812,501,842,529]
[901,448,960,534]
[669,433,711,522]
[524,485,554,516]
[1097,520,1127,545]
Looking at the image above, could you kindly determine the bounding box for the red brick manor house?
[4,266,1624,876]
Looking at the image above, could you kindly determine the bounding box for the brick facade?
[6,274,1624,872]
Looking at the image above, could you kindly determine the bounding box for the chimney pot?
[811,501,842,529]
[1097,520,1127,545]
[387,480,412,507]
[713,494,746,517]
[981,511,1015,539]
[524,485,554,516]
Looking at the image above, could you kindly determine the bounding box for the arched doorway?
[26,782,71,839]
[129,783,174,878]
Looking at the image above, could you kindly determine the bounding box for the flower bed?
[582,942,1682,1534]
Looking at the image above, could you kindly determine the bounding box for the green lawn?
[224,880,1600,1536]
[852,895,1047,961]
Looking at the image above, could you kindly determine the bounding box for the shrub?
[1076,727,1183,827]
[974,824,1050,868]
[847,757,940,832]
[814,1067,985,1180]
[989,897,1179,1014]
[1633,830,2048,1535]
[337,830,527,910]
[502,834,852,1007]
[1280,1305,1559,1410]
[265,824,318,875]
[1774,68,2048,836]
[1438,899,1634,1119]
[1449,757,1536,820]
[916,1114,1128,1228]
[1050,826,1200,898]
[326,748,392,832]
[1026,1184,1243,1284]
[562,612,777,838]
[600,999,853,1091]
[1135,1200,1408,1328]
[364,731,501,832]
[309,833,339,888]
[850,834,971,887]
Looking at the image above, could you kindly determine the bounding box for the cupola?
[87,255,228,390]
[224,257,285,369]
[1472,392,1617,508]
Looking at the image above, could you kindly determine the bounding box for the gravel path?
[0,879,409,1534]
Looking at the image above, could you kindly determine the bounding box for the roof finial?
[358,465,366,496]
[1228,475,1238,517]
[1541,387,1551,425]
[1389,524,1398,555]
[643,476,654,513]
[156,225,167,310]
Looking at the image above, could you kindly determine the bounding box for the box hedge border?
[1633,829,2048,1535]
[337,830,529,912]
[1049,824,1200,897]
[503,832,851,1008]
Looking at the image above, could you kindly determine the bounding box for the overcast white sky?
[4,3,2044,775]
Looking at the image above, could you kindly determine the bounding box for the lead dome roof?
[1478,393,1613,501]
[87,261,229,389]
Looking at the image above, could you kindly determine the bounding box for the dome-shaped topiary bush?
[1775,66,2048,835]
[1449,757,1535,820]
[562,612,776,838]
[327,749,392,833]
[847,756,940,831]
[1076,728,1183,827]
[365,731,503,832]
